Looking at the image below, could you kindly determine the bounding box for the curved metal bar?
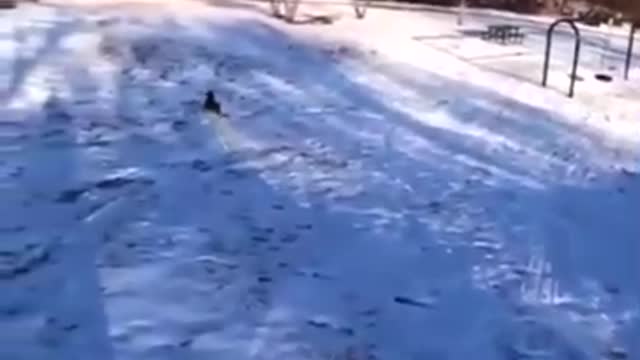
[270,0,278,17]
[624,23,636,80]
[353,0,370,19]
[542,18,581,98]
[269,0,299,22]
[285,0,301,22]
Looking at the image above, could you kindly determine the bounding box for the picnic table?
[483,24,525,44]
[270,0,370,22]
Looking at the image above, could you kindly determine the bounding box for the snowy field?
[1,1,639,359]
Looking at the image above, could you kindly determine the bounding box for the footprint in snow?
[359,308,379,317]
[307,318,356,337]
[427,201,443,214]
[294,268,333,280]
[251,235,270,243]
[272,203,285,211]
[0,225,26,234]
[172,120,188,131]
[94,175,153,190]
[280,233,298,244]
[220,189,233,196]
[607,347,629,359]
[603,283,621,295]
[393,296,435,309]
[41,128,67,139]
[295,223,313,231]
[224,168,249,179]
[191,159,212,172]
[264,227,276,234]
[56,188,87,203]
[2,306,22,317]
[0,243,54,280]
[307,319,330,328]
[178,338,193,348]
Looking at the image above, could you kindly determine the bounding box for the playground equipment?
[624,23,637,80]
[270,0,371,22]
[543,18,637,98]
[542,18,581,98]
[596,18,615,82]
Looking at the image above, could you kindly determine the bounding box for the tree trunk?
[0,0,16,9]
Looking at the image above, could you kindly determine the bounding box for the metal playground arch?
[542,18,581,98]
[624,22,637,80]
[542,18,637,98]
[269,0,371,22]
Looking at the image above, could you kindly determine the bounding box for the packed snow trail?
[1,2,639,360]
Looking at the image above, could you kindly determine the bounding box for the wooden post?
[457,0,466,26]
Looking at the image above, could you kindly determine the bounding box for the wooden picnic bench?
[270,0,370,22]
[483,24,525,44]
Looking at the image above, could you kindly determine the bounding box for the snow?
[1,1,639,360]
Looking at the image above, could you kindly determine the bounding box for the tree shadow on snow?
[3,9,638,360]
[0,22,116,360]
